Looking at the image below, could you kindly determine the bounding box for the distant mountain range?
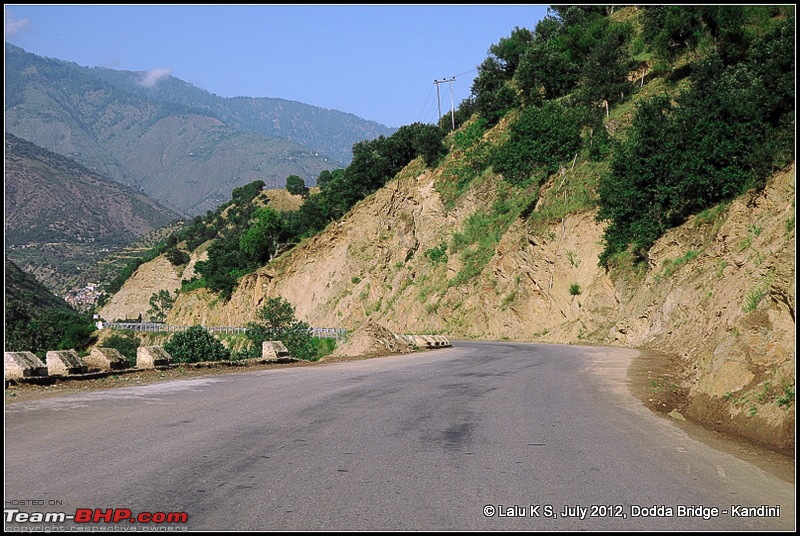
[5,44,395,214]
[5,133,181,293]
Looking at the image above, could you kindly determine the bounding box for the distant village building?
[64,282,103,311]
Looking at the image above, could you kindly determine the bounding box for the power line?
[454,67,477,78]
[423,93,438,125]
[417,84,434,123]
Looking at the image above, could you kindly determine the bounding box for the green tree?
[165,248,190,266]
[286,175,308,196]
[491,100,584,186]
[472,57,519,126]
[239,207,284,265]
[316,169,333,189]
[147,290,175,322]
[472,27,540,125]
[488,26,534,76]
[597,95,678,265]
[516,29,581,104]
[231,180,266,204]
[245,297,318,361]
[579,21,633,106]
[194,233,246,300]
[164,325,230,363]
[641,6,705,62]
[5,301,96,356]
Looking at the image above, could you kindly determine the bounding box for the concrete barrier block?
[405,334,416,346]
[86,347,130,371]
[136,346,172,369]
[406,335,425,348]
[431,335,448,347]
[262,341,291,361]
[5,352,49,380]
[420,335,437,348]
[46,350,88,376]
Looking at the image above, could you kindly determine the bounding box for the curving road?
[4,342,795,530]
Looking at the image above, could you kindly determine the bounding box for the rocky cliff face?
[113,159,794,452]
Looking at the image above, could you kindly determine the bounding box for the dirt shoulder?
[627,349,794,484]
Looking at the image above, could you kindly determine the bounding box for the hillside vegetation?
[99,6,795,452]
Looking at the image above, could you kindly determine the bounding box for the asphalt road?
[4,342,795,531]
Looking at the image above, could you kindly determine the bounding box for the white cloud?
[138,67,171,88]
[5,9,30,37]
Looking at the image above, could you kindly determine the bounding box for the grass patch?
[693,201,731,227]
[500,290,517,310]
[447,195,523,288]
[777,385,795,408]
[716,260,727,278]
[738,235,753,252]
[743,287,767,313]
[568,283,582,296]
[566,250,580,268]
[658,249,700,278]
[742,270,774,313]
[450,117,488,151]
[358,283,371,302]
[527,160,605,230]
[181,277,207,292]
[435,121,498,210]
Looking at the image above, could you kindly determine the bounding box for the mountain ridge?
[5,43,393,214]
[5,133,182,293]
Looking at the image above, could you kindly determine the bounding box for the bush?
[103,332,140,367]
[164,326,230,363]
[424,243,448,265]
[166,248,190,266]
[569,283,582,296]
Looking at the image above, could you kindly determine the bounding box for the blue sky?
[4,4,549,128]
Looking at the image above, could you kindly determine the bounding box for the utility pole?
[433,77,456,126]
[449,78,455,130]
